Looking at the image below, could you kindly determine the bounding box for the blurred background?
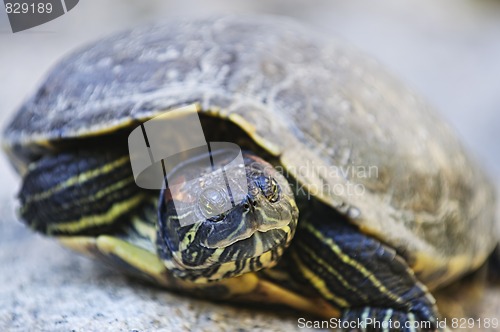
[1,1,499,331]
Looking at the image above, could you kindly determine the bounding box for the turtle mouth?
[201,204,292,250]
[192,227,290,272]
[167,226,289,267]
[208,227,290,259]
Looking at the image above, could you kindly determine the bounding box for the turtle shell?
[3,15,497,289]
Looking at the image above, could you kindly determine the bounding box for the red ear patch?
[166,175,196,203]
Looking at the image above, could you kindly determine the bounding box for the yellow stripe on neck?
[47,194,145,234]
[24,155,130,204]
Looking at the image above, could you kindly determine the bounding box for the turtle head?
[157,151,298,283]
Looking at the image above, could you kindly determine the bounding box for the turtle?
[3,15,498,331]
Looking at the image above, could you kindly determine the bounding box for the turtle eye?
[268,179,280,203]
[259,177,280,203]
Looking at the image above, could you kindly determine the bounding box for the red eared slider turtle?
[3,16,498,331]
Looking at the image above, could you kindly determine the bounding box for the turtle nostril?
[243,199,257,210]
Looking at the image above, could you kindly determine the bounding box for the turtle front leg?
[288,208,441,331]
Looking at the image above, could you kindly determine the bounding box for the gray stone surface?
[0,1,499,331]
[0,219,301,332]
